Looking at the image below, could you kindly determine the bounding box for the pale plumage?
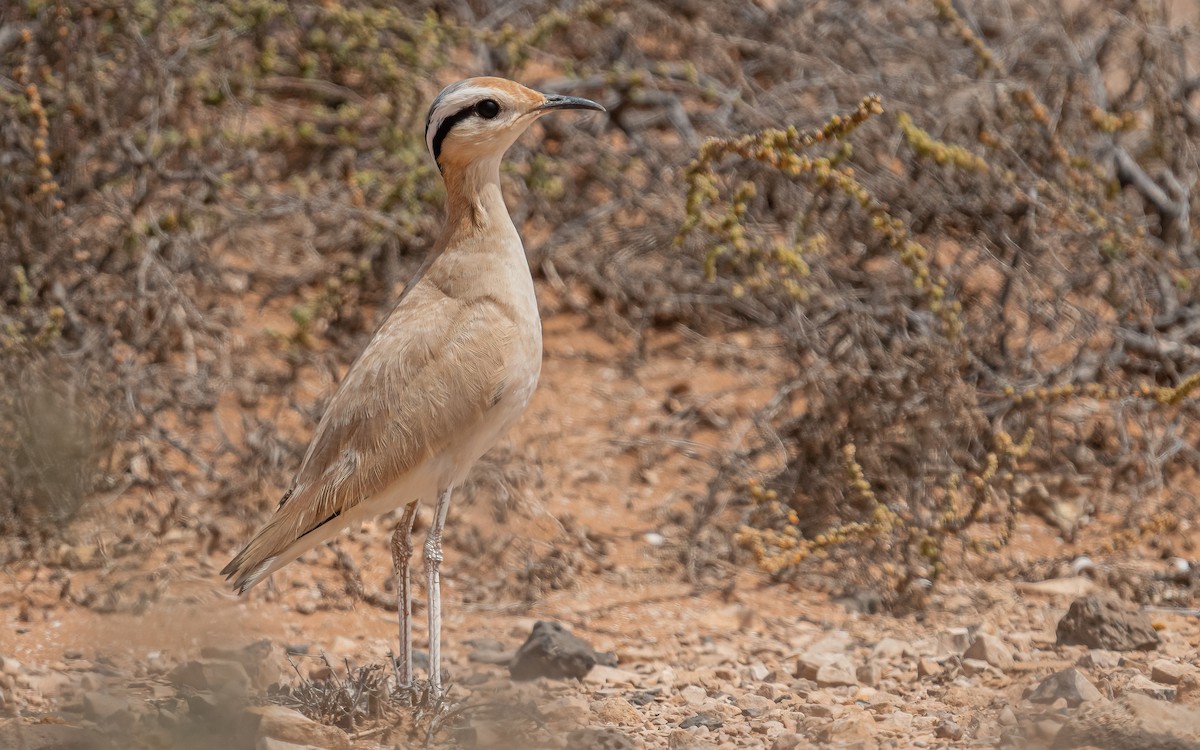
[222,76,603,692]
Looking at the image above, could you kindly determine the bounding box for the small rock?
[737,693,774,717]
[748,663,772,681]
[917,658,941,679]
[1028,668,1104,706]
[943,627,972,652]
[998,706,1017,726]
[818,707,876,743]
[1151,659,1193,685]
[246,705,350,750]
[770,734,818,750]
[680,685,708,706]
[1178,673,1200,706]
[796,652,854,681]
[1076,649,1122,669]
[1125,674,1176,701]
[887,710,913,729]
[1034,718,1064,742]
[871,638,916,662]
[595,695,642,726]
[200,640,278,690]
[170,659,251,696]
[82,691,130,722]
[565,727,636,750]
[186,692,222,719]
[964,633,1014,671]
[679,713,723,730]
[962,658,993,677]
[668,728,716,750]
[935,719,964,740]
[1056,595,1160,651]
[509,621,616,681]
[815,663,857,688]
[855,663,881,687]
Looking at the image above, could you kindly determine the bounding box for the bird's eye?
[475,99,501,119]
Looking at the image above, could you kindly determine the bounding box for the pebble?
[595,695,644,726]
[1028,668,1104,706]
[1150,659,1193,686]
[855,663,881,687]
[680,685,708,706]
[1125,674,1176,702]
[963,633,1013,671]
[1056,595,1161,651]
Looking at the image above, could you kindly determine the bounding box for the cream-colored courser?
[222,77,603,692]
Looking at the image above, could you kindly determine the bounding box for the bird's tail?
[220,510,345,594]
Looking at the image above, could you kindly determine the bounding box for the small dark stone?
[509,621,616,681]
[679,713,724,730]
[627,689,662,706]
[1056,595,1160,651]
[936,719,964,740]
[285,644,309,655]
[186,691,222,719]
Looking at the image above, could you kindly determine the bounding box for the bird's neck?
[439,156,516,246]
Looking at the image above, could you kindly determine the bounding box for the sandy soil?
[2,304,1199,750]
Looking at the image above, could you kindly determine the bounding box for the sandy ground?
[2,305,1200,749]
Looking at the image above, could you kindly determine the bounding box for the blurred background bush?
[2,0,1198,607]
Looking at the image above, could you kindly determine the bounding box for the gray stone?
[1126,674,1176,702]
[679,713,723,730]
[1029,668,1105,707]
[1056,595,1160,651]
[509,621,616,681]
[564,727,636,750]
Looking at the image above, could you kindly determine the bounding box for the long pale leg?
[424,486,453,693]
[390,500,420,687]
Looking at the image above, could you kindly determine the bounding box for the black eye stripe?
[430,105,476,167]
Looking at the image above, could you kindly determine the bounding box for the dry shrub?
[673,0,1200,601]
[3,0,1198,610]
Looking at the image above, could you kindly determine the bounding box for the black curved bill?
[536,94,606,113]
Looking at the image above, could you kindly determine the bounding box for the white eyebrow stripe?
[424,84,501,159]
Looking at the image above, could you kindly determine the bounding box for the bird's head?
[424,77,604,174]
